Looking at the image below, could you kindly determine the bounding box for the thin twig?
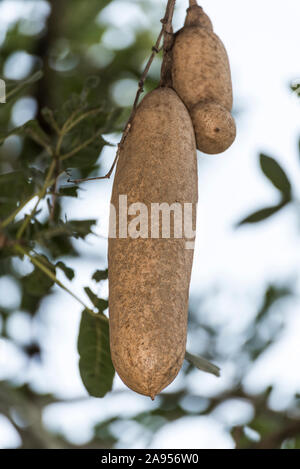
[50,156,60,221]
[160,0,176,86]
[68,0,177,185]
[14,244,103,320]
[68,124,131,184]
[164,0,176,31]
[43,108,60,135]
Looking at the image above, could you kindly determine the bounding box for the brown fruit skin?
[108,88,198,399]
[191,102,236,154]
[184,3,213,30]
[172,6,236,154]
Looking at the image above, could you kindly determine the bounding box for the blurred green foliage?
[0,0,300,450]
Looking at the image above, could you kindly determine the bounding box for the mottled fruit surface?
[191,101,236,154]
[171,5,236,154]
[108,88,198,398]
[172,26,233,111]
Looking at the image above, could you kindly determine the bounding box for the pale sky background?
[0,0,300,449]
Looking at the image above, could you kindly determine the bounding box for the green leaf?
[92,269,108,282]
[259,154,292,200]
[0,170,32,199]
[237,203,287,226]
[78,310,114,398]
[66,219,96,238]
[291,81,300,97]
[0,169,42,218]
[256,284,292,322]
[84,287,108,312]
[38,235,76,259]
[32,219,95,259]
[185,351,220,377]
[35,219,96,241]
[21,255,55,297]
[62,139,104,169]
[58,186,80,198]
[93,417,118,445]
[55,261,75,280]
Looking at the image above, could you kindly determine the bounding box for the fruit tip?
[185,2,213,31]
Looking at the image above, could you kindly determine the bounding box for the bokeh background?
[0,0,300,449]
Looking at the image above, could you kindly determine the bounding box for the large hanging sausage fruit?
[172,0,236,154]
[108,87,198,399]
